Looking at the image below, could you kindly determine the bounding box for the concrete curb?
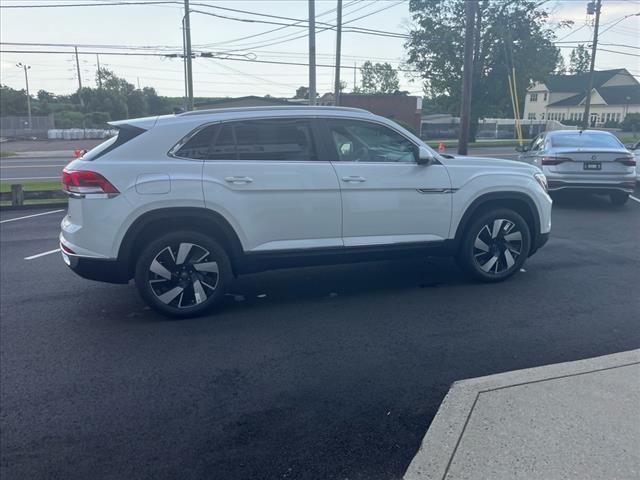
[403,349,640,480]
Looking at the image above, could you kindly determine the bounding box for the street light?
[16,62,32,130]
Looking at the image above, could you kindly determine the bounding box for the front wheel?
[457,209,531,282]
[134,231,231,318]
[610,192,629,206]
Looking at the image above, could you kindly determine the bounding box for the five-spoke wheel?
[458,209,531,282]
[135,231,230,317]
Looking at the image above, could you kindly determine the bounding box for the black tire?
[457,209,531,282]
[134,231,231,318]
[610,192,629,206]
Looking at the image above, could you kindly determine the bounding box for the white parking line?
[0,209,65,224]
[24,248,60,260]
[0,176,60,180]
[630,195,640,204]
[0,164,66,169]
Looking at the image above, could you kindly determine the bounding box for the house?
[195,95,296,110]
[319,93,423,133]
[522,68,640,127]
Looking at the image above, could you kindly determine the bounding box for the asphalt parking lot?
[1,192,639,479]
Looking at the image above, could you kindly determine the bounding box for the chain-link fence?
[0,115,55,139]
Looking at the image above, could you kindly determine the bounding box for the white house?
[522,68,640,127]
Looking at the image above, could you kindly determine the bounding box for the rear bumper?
[62,247,130,284]
[547,180,636,193]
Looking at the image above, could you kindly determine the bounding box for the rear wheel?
[457,209,531,282]
[134,231,231,318]
[609,192,629,206]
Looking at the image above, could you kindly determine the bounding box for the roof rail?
[179,105,372,117]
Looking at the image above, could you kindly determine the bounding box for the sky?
[0,0,639,99]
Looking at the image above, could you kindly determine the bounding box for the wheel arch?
[118,207,244,279]
[453,191,541,253]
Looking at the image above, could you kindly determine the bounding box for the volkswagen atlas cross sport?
[517,129,636,205]
[60,106,552,317]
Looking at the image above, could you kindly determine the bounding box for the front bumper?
[62,247,130,284]
[529,232,549,257]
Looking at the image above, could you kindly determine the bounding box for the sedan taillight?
[615,155,636,167]
[62,170,119,195]
[541,156,571,165]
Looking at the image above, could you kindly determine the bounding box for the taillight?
[541,156,571,166]
[62,170,119,195]
[615,155,636,167]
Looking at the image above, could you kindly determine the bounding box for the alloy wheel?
[148,242,219,309]
[472,219,523,275]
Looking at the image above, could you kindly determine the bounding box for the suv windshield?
[550,133,623,149]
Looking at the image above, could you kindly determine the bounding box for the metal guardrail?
[0,184,66,206]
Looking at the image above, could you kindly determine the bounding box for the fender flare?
[452,191,541,247]
[117,207,244,274]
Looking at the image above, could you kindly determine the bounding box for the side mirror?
[515,145,529,153]
[416,146,434,165]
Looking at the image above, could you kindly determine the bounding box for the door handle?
[225,176,253,184]
[341,176,366,183]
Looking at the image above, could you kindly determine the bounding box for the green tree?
[405,0,562,138]
[569,44,591,74]
[294,86,309,99]
[359,61,400,94]
[0,85,28,115]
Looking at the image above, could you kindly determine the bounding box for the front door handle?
[341,176,366,183]
[225,176,253,184]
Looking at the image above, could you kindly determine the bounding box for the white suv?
[60,106,552,317]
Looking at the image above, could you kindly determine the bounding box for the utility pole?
[16,62,32,129]
[353,61,357,91]
[74,46,84,107]
[308,0,317,106]
[96,53,102,88]
[458,0,477,155]
[583,0,602,129]
[184,0,194,110]
[333,0,343,106]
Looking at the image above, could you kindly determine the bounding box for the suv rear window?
[550,133,623,149]
[173,119,317,161]
[83,124,146,161]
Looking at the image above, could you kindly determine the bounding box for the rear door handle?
[225,176,253,184]
[341,176,366,183]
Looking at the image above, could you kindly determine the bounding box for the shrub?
[621,113,640,132]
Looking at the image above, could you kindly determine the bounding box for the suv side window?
[328,119,416,163]
[235,119,317,161]
[174,124,217,159]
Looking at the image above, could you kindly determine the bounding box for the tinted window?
[209,125,236,160]
[235,119,316,161]
[550,133,623,149]
[328,120,416,163]
[174,124,217,159]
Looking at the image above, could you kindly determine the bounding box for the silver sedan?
[517,130,636,205]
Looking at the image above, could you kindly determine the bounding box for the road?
[1,193,639,479]
[0,146,521,181]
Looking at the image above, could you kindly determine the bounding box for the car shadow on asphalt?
[117,257,471,324]
[551,191,636,210]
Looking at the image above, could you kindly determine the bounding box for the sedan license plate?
[583,162,601,170]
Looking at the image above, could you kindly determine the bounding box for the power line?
[0,1,177,8]
[0,48,421,72]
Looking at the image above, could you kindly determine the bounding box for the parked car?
[61,106,551,317]
[517,130,636,205]
[626,140,640,183]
